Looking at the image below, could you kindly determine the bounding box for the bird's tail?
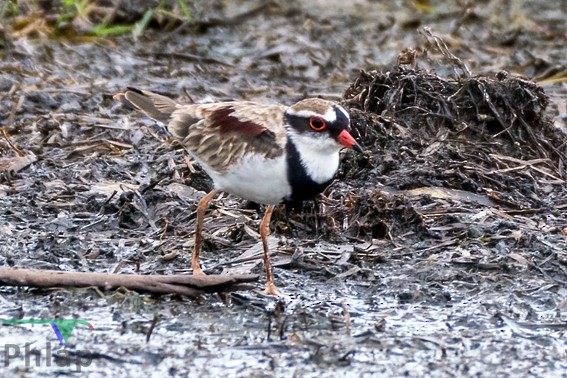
[113,87,178,123]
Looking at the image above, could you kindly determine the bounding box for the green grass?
[1,0,195,40]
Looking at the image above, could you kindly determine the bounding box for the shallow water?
[1,0,566,376]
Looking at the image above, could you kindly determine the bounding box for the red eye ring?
[309,116,327,131]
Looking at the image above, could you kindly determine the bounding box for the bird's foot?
[192,265,207,276]
[264,282,280,296]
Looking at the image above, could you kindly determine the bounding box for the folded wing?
[115,88,287,173]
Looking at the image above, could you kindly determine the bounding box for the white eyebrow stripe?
[323,107,337,122]
[287,108,337,122]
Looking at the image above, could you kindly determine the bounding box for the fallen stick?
[0,268,259,297]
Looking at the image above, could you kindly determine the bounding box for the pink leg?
[260,205,279,296]
[192,189,218,276]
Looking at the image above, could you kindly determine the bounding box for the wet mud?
[1,0,566,376]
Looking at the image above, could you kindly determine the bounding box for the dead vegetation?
[343,67,565,203]
[1,1,567,374]
[314,48,567,280]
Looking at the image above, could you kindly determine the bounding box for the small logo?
[2,319,94,344]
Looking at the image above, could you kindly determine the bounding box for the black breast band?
[285,138,333,202]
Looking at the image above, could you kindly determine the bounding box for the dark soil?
[1,1,566,376]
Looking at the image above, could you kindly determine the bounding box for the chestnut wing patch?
[182,105,284,173]
[211,107,269,137]
[210,106,282,156]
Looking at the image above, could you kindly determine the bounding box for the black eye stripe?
[285,114,313,133]
[334,105,350,125]
[285,109,349,136]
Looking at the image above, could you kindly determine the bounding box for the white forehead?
[287,105,349,123]
[287,108,333,121]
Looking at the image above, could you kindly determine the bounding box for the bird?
[114,88,363,296]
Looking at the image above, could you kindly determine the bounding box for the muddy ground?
[1,0,566,377]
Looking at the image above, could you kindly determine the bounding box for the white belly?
[207,153,291,205]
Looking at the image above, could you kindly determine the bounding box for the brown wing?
[115,88,287,173]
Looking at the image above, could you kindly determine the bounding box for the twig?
[419,27,471,78]
[1,127,26,157]
[194,2,277,32]
[150,52,233,67]
[0,268,259,297]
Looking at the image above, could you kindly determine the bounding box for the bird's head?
[284,98,363,155]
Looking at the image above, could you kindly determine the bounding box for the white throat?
[288,131,342,184]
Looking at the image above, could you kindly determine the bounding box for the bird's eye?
[309,116,327,131]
